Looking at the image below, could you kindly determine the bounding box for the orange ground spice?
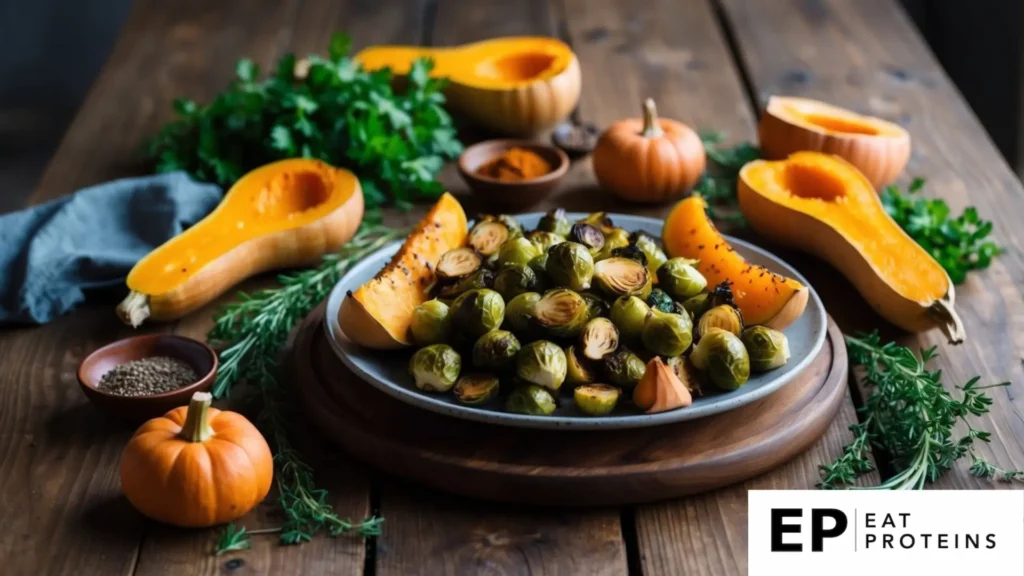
[476,147,553,181]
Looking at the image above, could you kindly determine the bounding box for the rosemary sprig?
[819,332,1013,489]
[208,223,406,554]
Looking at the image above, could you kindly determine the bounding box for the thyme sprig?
[819,332,1013,489]
[208,223,406,554]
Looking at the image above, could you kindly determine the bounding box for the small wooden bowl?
[458,139,570,210]
[77,334,218,422]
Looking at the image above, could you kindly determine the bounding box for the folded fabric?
[0,172,222,325]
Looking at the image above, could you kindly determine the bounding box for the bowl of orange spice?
[458,139,570,209]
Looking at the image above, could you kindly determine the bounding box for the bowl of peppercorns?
[77,334,218,421]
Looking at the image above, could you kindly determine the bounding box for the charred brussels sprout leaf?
[581,292,610,321]
[693,328,750,390]
[645,288,675,313]
[436,247,483,281]
[532,288,590,339]
[503,291,540,335]
[610,295,651,342]
[537,208,572,237]
[596,228,631,261]
[546,242,595,291]
[580,317,619,360]
[641,309,693,357]
[603,347,646,388]
[569,223,605,254]
[409,299,451,345]
[436,268,495,299]
[657,257,707,300]
[515,340,567,391]
[707,281,737,309]
[494,264,540,301]
[610,244,647,266]
[565,345,599,384]
[741,326,790,372]
[453,373,500,405]
[472,329,521,369]
[527,230,566,253]
[696,304,744,339]
[409,344,462,392]
[497,237,542,269]
[506,384,557,415]
[593,257,651,298]
[574,384,621,416]
[451,288,505,338]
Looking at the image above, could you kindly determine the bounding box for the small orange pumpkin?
[593,98,706,203]
[120,392,273,528]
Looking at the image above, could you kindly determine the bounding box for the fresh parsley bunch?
[148,33,463,209]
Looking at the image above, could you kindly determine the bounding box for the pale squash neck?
[641,98,664,138]
[179,392,215,443]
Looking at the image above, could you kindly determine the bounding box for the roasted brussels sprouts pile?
[403,210,796,416]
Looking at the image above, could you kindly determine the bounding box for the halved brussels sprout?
[472,329,521,369]
[409,299,451,345]
[408,344,461,392]
[696,304,744,339]
[436,247,483,281]
[657,257,707,300]
[595,228,631,261]
[741,326,790,372]
[497,237,542,269]
[574,384,621,416]
[593,257,651,298]
[609,295,651,342]
[603,347,645,388]
[468,218,514,257]
[527,230,566,253]
[682,293,711,320]
[580,317,619,360]
[453,373,500,405]
[546,242,595,291]
[692,328,750,390]
[503,292,540,335]
[581,291,610,321]
[494,264,540,301]
[515,340,567,391]
[641,309,693,357]
[569,223,605,254]
[565,345,599,384]
[451,288,505,338]
[537,208,572,237]
[506,384,556,415]
[577,212,616,234]
[436,268,495,299]
[533,288,589,338]
[631,232,668,277]
[666,355,703,397]
[646,288,675,313]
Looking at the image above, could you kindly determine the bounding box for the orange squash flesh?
[662,196,808,329]
[340,193,467,349]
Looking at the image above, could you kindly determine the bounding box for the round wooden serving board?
[292,304,848,506]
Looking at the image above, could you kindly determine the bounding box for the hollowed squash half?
[117,159,363,326]
[356,37,581,136]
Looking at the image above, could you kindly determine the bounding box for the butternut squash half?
[355,37,581,137]
[738,152,964,343]
[117,159,364,326]
[339,193,468,349]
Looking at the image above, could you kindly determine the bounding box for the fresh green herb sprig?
[695,132,761,225]
[880,178,1000,284]
[819,332,1012,489]
[148,33,462,209]
[208,223,405,553]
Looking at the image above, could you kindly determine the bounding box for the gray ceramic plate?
[324,213,826,430]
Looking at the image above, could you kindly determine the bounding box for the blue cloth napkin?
[0,172,222,325]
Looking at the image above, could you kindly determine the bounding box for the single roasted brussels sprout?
[741,326,791,372]
[494,264,540,301]
[681,293,711,320]
[468,217,515,257]
[451,288,506,338]
[631,232,668,278]
[667,355,704,397]
[565,345,599,384]
[527,230,566,253]
[603,347,645,388]
[453,373,501,405]
[577,212,616,234]
[692,328,750,390]
[506,384,557,415]
[503,292,540,335]
[537,208,572,237]
[436,247,483,281]
[593,257,651,298]
[533,288,589,338]
[408,344,462,392]
[595,228,631,261]
[436,268,495,299]
[569,223,605,254]
[657,257,707,300]
[645,288,675,313]
[472,329,521,369]
[574,384,621,416]
[515,340,567,391]
[610,295,652,342]
[641,309,693,357]
[409,299,451,345]
[580,317,619,360]
[696,304,744,339]
[497,237,542,269]
[581,291,610,321]
[546,242,595,291]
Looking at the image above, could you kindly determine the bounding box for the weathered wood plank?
[719,0,1024,488]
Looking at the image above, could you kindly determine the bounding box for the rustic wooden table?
[3,0,1023,574]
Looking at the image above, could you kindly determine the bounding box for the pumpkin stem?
[930,298,965,345]
[116,291,151,328]
[179,392,215,443]
[640,98,664,138]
